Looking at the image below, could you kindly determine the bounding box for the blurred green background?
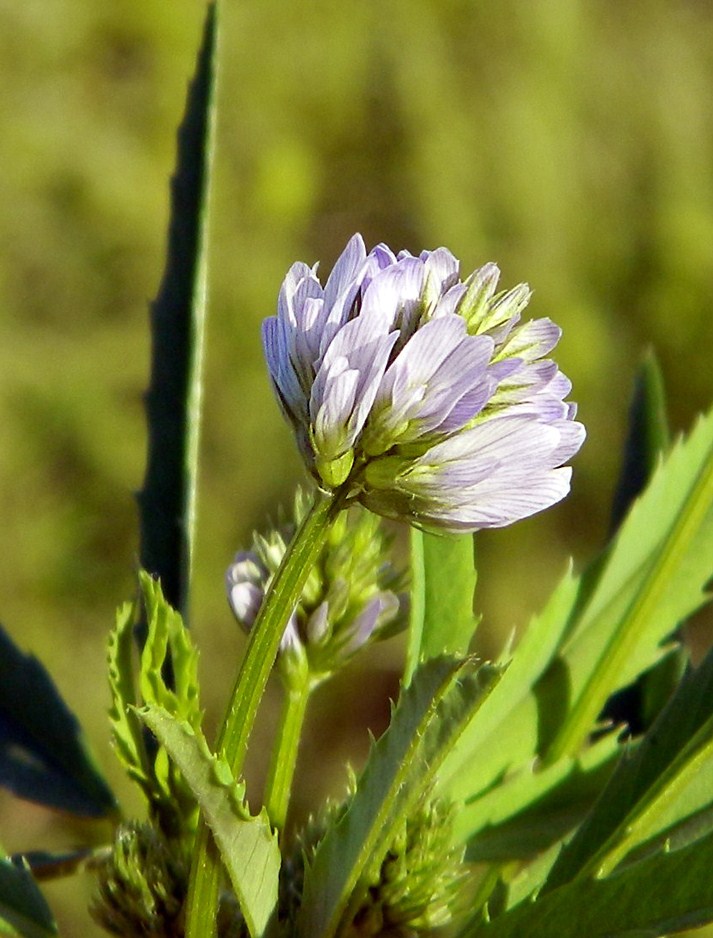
[1,0,713,932]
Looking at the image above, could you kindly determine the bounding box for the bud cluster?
[226,489,407,686]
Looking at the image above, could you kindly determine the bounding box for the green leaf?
[137,705,279,938]
[601,353,682,737]
[0,856,55,938]
[545,645,713,892]
[138,572,202,732]
[108,574,202,833]
[459,733,619,864]
[136,0,217,628]
[544,405,713,763]
[299,656,501,938]
[405,529,479,683]
[0,622,116,818]
[439,567,580,805]
[107,598,152,798]
[462,829,713,938]
[609,351,670,535]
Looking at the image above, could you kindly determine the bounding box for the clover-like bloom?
[263,234,584,533]
[226,491,406,685]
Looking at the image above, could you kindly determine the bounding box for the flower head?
[263,234,585,533]
[226,489,407,686]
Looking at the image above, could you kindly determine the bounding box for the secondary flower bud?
[226,490,407,685]
[262,235,584,533]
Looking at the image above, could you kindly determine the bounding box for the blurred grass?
[1,1,713,933]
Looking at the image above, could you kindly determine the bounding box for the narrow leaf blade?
[546,645,713,891]
[136,0,217,626]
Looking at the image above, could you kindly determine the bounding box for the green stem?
[264,672,313,835]
[185,486,343,938]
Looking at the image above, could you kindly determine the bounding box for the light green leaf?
[441,406,713,829]
[459,733,619,864]
[463,829,713,938]
[138,705,279,938]
[107,598,152,797]
[545,645,713,892]
[299,656,501,938]
[405,530,479,683]
[439,566,580,804]
[544,406,713,763]
[0,857,55,938]
[138,572,201,732]
[108,574,202,832]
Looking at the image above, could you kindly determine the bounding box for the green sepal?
[137,705,279,938]
[0,622,117,818]
[0,855,56,938]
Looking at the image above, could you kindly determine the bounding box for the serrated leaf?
[460,733,619,864]
[462,828,713,938]
[108,574,202,833]
[0,623,116,818]
[107,598,152,798]
[405,530,479,683]
[299,656,501,938]
[0,857,55,938]
[138,705,279,938]
[544,405,713,763]
[545,645,713,892]
[138,572,201,731]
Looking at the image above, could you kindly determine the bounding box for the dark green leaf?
[462,828,713,938]
[0,623,116,818]
[602,353,682,736]
[609,351,670,535]
[136,0,217,628]
[0,856,55,938]
[545,645,713,892]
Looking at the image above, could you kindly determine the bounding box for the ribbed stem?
[185,486,343,938]
[264,672,312,836]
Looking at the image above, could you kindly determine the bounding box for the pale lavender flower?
[263,234,585,533]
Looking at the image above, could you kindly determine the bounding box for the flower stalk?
[185,486,345,938]
[263,669,312,836]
